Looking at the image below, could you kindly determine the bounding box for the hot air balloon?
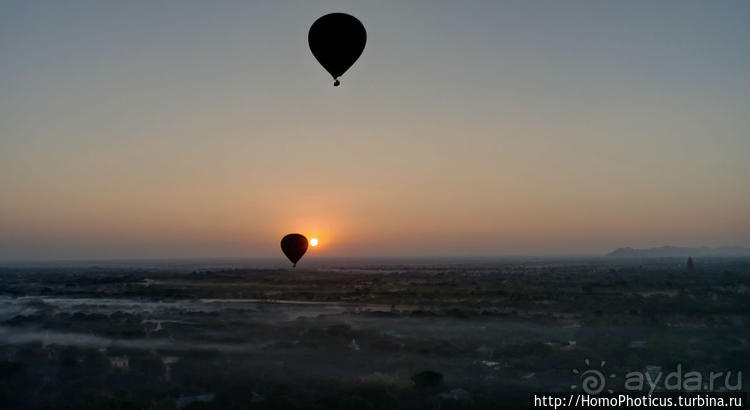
[308,13,366,86]
[281,233,309,267]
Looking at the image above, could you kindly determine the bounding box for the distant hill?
[606,246,750,257]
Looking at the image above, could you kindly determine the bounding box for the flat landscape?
[1,257,749,409]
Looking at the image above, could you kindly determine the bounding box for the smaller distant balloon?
[281,233,309,267]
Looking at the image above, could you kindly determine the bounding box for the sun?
[309,238,319,247]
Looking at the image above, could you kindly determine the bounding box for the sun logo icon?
[571,359,616,394]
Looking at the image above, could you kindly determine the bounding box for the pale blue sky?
[1,1,749,259]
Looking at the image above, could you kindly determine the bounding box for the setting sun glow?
[309,238,319,247]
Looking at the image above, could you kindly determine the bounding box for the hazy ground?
[0,257,748,409]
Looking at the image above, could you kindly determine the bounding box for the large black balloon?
[280,233,308,267]
[308,13,366,86]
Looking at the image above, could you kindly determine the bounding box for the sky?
[1,0,749,260]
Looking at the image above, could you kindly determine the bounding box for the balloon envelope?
[308,13,366,86]
[280,233,308,267]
